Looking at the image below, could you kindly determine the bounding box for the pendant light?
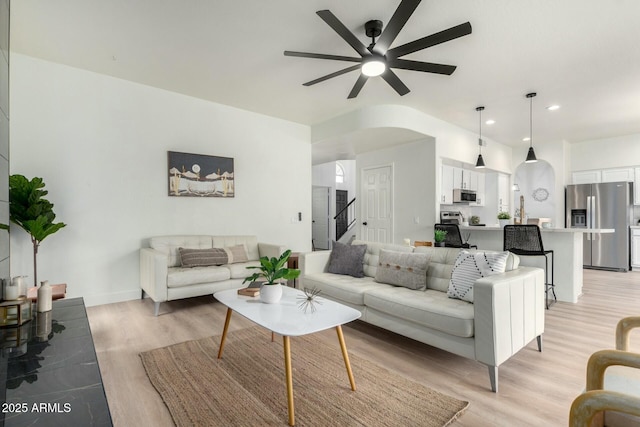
[475,106,486,169]
[525,92,538,163]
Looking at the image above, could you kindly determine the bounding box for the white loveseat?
[300,240,546,392]
[140,235,284,315]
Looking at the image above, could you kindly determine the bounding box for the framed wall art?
[168,151,234,197]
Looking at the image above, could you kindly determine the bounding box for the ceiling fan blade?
[389,58,456,75]
[316,10,369,57]
[387,22,472,58]
[381,69,410,96]
[303,64,362,87]
[347,74,369,99]
[372,0,421,55]
[284,51,362,63]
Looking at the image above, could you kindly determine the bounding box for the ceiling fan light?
[525,146,538,163]
[362,59,386,77]
[475,154,486,169]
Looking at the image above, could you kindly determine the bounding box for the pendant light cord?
[526,92,536,148]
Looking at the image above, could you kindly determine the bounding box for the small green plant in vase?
[434,229,447,247]
[497,211,511,227]
[244,249,300,303]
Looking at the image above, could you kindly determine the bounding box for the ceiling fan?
[284,0,472,99]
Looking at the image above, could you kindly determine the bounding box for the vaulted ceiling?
[11,0,640,152]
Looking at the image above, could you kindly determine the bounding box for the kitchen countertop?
[630,225,640,229]
[459,225,615,233]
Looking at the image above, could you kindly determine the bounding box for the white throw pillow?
[447,250,509,303]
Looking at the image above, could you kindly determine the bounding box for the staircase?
[334,197,356,242]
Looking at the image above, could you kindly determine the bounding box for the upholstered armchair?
[569,316,640,426]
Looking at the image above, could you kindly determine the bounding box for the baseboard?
[82,289,142,307]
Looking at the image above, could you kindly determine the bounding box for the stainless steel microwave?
[453,189,476,203]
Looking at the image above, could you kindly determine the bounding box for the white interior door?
[361,165,393,243]
[312,186,330,250]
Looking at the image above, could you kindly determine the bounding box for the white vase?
[499,219,511,228]
[260,283,283,304]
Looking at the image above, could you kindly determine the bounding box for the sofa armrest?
[140,248,169,303]
[474,266,545,368]
[257,243,285,259]
[300,251,332,275]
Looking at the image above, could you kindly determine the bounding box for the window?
[336,163,345,183]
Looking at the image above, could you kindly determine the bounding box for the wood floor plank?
[87,269,640,426]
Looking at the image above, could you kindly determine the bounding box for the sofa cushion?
[352,240,414,278]
[178,247,228,267]
[364,287,475,338]
[226,260,261,279]
[327,241,367,278]
[447,250,510,302]
[301,273,389,306]
[150,235,214,267]
[375,250,430,290]
[414,246,461,292]
[167,265,231,288]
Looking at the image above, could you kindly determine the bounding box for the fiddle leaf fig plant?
[243,249,300,285]
[9,175,67,286]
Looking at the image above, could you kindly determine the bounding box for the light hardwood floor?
[87,269,640,426]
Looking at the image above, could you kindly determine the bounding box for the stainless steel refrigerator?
[566,182,633,271]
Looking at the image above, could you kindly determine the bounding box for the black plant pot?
[434,242,446,247]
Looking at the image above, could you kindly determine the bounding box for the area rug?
[140,326,469,426]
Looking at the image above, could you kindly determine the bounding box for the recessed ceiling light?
[485,119,495,125]
[522,137,530,142]
[546,105,560,111]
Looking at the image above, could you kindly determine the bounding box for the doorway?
[335,190,348,241]
[361,165,393,243]
[312,186,330,250]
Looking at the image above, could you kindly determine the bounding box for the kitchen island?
[459,226,614,303]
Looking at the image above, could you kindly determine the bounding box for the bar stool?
[503,225,556,309]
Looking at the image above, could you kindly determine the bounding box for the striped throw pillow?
[178,247,228,267]
[447,250,509,303]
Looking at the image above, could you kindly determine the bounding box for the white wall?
[356,139,436,244]
[10,54,311,306]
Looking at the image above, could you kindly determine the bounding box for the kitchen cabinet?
[572,170,601,184]
[497,173,510,213]
[635,168,640,205]
[631,228,640,269]
[441,165,454,204]
[470,172,485,206]
[454,168,475,190]
[601,167,634,183]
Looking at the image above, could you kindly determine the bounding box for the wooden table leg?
[217,308,233,359]
[336,325,356,391]
[283,336,295,426]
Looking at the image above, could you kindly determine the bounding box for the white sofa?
[140,235,284,315]
[300,240,546,392]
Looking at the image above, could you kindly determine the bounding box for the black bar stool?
[503,224,556,309]
[435,223,478,249]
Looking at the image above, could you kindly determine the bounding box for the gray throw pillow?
[179,247,228,267]
[447,250,509,303]
[375,250,430,290]
[327,241,367,278]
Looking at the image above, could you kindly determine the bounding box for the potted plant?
[9,175,67,287]
[497,211,511,228]
[243,249,300,303]
[434,229,447,247]
[470,215,480,225]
